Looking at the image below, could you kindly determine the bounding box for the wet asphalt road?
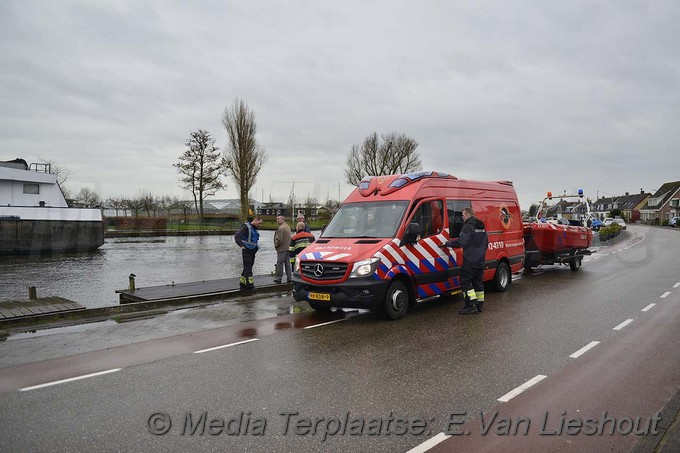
[0,225,678,452]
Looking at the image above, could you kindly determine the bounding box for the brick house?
[639,181,680,223]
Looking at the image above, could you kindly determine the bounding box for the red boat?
[523,191,594,271]
[524,221,592,254]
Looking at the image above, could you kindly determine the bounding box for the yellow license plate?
[309,292,331,301]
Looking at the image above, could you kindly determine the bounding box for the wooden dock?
[115,274,286,303]
[0,297,86,320]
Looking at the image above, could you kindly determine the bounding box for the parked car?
[603,217,614,226]
[591,218,603,231]
[613,218,627,230]
[670,216,680,227]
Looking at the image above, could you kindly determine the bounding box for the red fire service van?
[292,171,525,319]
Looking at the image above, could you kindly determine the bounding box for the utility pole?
[289,182,295,223]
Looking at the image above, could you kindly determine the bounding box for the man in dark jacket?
[234,216,263,289]
[441,208,489,314]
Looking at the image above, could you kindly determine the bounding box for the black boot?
[476,301,484,312]
[459,300,479,314]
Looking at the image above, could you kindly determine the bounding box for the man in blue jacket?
[235,216,263,289]
[441,208,489,314]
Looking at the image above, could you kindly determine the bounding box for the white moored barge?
[0,158,104,254]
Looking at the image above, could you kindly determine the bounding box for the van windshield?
[322,201,409,238]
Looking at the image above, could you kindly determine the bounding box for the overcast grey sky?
[1,0,678,209]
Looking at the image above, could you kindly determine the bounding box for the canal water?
[0,231,280,308]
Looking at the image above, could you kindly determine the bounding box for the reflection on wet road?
[0,289,359,367]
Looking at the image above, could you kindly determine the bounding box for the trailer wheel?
[491,262,511,292]
[383,281,409,320]
[570,255,582,271]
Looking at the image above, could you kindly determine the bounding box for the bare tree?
[74,187,101,208]
[345,132,421,186]
[115,197,129,216]
[104,197,127,216]
[158,196,173,217]
[222,99,267,221]
[171,198,194,224]
[304,195,318,219]
[173,129,227,223]
[137,192,157,217]
[125,197,144,217]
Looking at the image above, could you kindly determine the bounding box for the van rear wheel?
[384,281,409,320]
[491,262,511,292]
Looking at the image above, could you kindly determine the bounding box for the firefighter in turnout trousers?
[441,207,489,314]
[234,216,263,290]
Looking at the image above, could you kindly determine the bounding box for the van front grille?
[300,261,349,281]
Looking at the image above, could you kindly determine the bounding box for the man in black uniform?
[441,208,489,314]
[234,216,263,289]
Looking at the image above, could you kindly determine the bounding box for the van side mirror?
[401,222,421,246]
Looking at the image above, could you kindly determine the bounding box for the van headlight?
[294,256,300,273]
[349,257,381,278]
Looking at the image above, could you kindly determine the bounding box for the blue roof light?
[403,171,434,181]
[388,178,409,189]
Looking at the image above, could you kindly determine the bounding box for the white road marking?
[613,319,634,331]
[193,338,259,354]
[406,432,451,453]
[19,368,122,392]
[498,375,547,402]
[303,319,348,329]
[641,303,656,312]
[674,283,680,288]
[569,341,600,358]
[661,292,671,299]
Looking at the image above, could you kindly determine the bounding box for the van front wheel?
[491,262,511,292]
[384,281,409,320]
